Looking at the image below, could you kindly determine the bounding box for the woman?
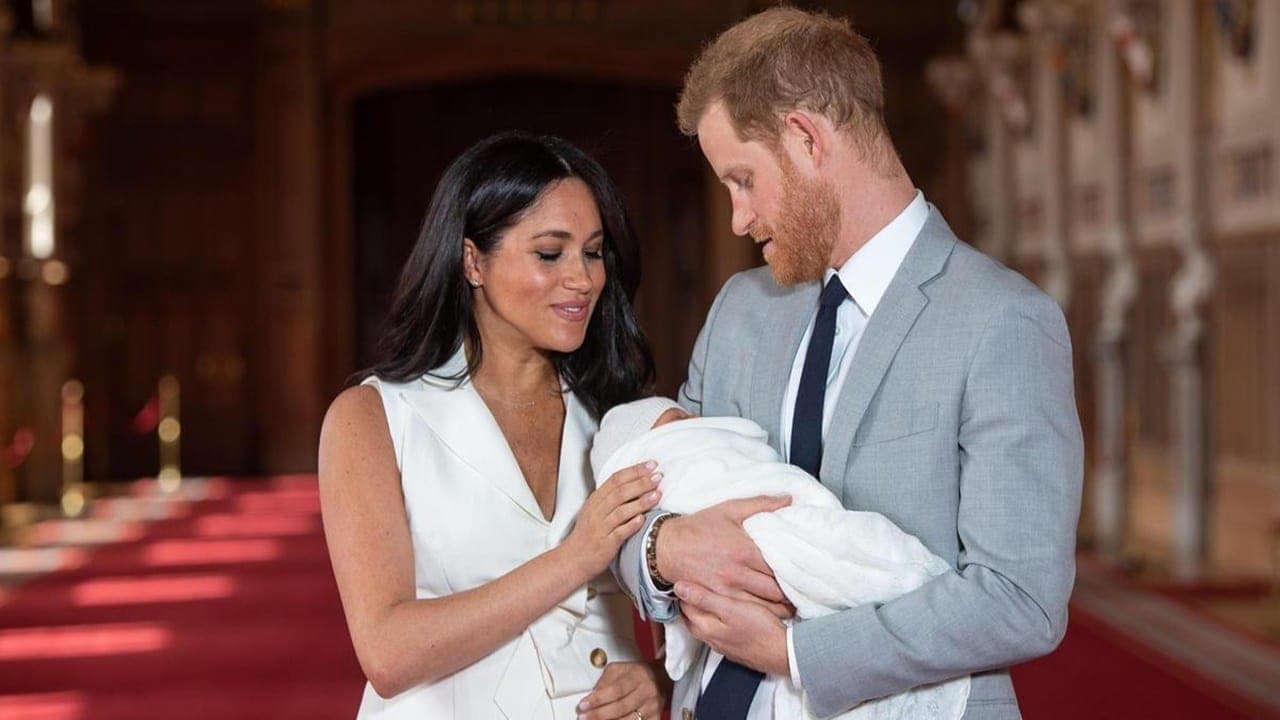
[319,133,668,720]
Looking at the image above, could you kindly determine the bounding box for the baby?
[591,397,969,720]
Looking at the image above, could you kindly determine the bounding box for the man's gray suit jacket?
[615,208,1084,719]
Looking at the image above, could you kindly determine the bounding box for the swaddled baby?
[590,397,969,720]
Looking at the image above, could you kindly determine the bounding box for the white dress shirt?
[642,190,929,718]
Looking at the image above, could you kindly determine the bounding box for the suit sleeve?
[612,274,739,618]
[792,290,1084,717]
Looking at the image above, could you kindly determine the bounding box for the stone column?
[925,55,978,244]
[1163,0,1215,582]
[967,32,1025,265]
[1092,0,1140,562]
[1019,0,1074,310]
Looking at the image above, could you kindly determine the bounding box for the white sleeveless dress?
[355,352,641,719]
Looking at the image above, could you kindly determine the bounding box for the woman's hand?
[576,661,669,720]
[563,461,662,576]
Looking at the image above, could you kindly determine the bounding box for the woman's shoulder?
[317,385,403,512]
[323,374,460,461]
[321,384,390,450]
[355,373,420,395]
[342,374,445,416]
[322,375,435,440]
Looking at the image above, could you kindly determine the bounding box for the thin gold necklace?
[472,379,561,409]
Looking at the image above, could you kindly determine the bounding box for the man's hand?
[656,495,793,617]
[676,580,791,677]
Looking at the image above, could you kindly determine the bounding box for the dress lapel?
[396,351,549,526]
[549,390,595,543]
[819,209,958,485]
[749,281,820,454]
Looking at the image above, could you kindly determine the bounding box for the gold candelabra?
[59,379,85,516]
[157,375,181,492]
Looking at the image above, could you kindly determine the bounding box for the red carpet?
[1,476,1274,719]
[0,477,363,719]
[1013,608,1272,719]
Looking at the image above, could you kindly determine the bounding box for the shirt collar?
[827,190,928,317]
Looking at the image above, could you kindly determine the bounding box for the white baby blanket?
[592,407,969,720]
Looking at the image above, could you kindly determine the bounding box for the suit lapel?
[750,282,819,454]
[819,210,957,486]
[397,353,549,526]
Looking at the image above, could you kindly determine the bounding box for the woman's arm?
[319,385,660,699]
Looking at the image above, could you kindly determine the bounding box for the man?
[611,7,1083,720]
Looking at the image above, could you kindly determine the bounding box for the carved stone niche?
[1211,0,1279,236]
[1127,0,1185,248]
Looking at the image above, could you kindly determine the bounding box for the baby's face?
[652,407,697,428]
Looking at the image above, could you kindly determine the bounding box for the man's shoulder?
[938,240,1060,319]
[718,265,802,305]
[705,265,815,330]
[690,266,804,351]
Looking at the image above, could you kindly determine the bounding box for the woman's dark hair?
[361,132,654,419]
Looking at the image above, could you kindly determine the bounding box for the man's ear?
[781,110,826,173]
[462,238,483,288]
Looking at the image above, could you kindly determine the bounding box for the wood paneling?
[77,2,260,479]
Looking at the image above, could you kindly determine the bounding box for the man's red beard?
[753,159,841,285]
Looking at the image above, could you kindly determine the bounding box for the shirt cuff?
[639,512,679,623]
[786,625,803,688]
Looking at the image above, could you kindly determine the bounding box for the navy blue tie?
[695,656,765,720]
[790,275,849,477]
[696,275,847,720]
